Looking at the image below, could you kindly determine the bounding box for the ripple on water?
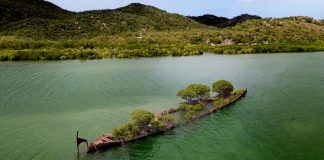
[1,53,324,160]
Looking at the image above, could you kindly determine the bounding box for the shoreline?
[1,47,324,62]
[1,51,323,63]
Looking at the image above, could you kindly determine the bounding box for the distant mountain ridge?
[0,0,323,42]
[0,0,72,25]
[188,14,262,28]
[0,1,203,38]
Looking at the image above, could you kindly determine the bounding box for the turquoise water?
[0,53,324,160]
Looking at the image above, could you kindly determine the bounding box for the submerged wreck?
[83,80,247,154]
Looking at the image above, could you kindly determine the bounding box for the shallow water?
[0,53,324,160]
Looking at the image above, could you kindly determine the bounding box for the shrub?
[131,109,155,127]
[185,110,196,119]
[223,49,237,54]
[112,109,156,139]
[177,84,211,103]
[180,103,204,111]
[150,120,165,129]
[213,98,228,108]
[157,114,175,122]
[78,50,99,59]
[212,80,234,97]
[112,122,139,139]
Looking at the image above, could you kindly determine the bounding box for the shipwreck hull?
[87,88,247,153]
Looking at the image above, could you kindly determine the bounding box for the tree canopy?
[131,109,155,126]
[112,109,175,139]
[112,109,155,139]
[112,122,139,139]
[177,83,211,103]
[212,80,234,97]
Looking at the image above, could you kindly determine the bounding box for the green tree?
[112,109,155,139]
[212,80,234,97]
[177,84,210,103]
[177,88,196,103]
[112,122,139,139]
[179,103,204,111]
[131,109,155,128]
[157,114,175,123]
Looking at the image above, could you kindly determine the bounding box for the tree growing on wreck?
[177,84,211,103]
[112,109,175,139]
[112,122,139,139]
[112,109,155,139]
[212,80,234,97]
[131,109,155,128]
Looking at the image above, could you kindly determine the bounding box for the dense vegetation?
[177,84,211,103]
[188,14,261,28]
[1,0,324,61]
[212,80,234,97]
[212,89,246,109]
[0,0,72,26]
[111,80,239,140]
[0,2,201,39]
[178,80,235,112]
[112,109,175,140]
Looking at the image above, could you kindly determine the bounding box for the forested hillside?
[0,0,71,25]
[0,2,203,39]
[188,14,261,28]
[0,0,324,61]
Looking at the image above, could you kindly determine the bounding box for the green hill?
[229,17,324,43]
[188,14,261,28]
[0,0,71,25]
[0,0,324,61]
[0,2,203,39]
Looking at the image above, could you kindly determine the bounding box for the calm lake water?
[0,53,324,160]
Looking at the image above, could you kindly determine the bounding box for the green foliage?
[177,84,211,103]
[189,14,261,28]
[185,110,196,119]
[0,0,72,26]
[233,89,245,95]
[0,3,201,39]
[112,109,158,139]
[212,98,229,108]
[212,80,234,97]
[157,114,175,122]
[112,122,139,139]
[150,120,165,129]
[131,109,155,126]
[1,2,324,61]
[179,103,204,111]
